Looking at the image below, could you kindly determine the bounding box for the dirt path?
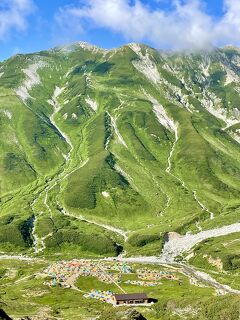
[29,87,81,253]
[104,256,240,295]
[193,191,214,220]
[181,264,240,295]
[0,255,44,262]
[61,207,129,241]
[97,261,127,293]
[165,125,215,218]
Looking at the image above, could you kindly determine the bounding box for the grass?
[0,258,226,320]
[185,233,240,293]
[0,44,240,319]
[0,256,239,319]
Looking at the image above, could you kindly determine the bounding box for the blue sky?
[0,0,239,61]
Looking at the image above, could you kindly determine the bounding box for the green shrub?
[0,215,14,226]
[0,268,6,278]
[93,62,114,74]
[128,233,161,247]
[0,216,33,248]
[222,255,240,270]
[45,229,117,255]
[0,225,26,247]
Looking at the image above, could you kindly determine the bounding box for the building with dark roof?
[113,293,149,305]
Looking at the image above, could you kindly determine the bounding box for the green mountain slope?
[0,42,239,257]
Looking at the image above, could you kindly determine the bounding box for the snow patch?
[200,61,210,78]
[72,113,77,119]
[224,67,239,85]
[85,96,98,111]
[58,41,106,54]
[16,61,46,101]
[54,86,64,98]
[201,90,239,127]
[102,191,110,198]
[106,112,128,148]
[145,93,177,133]
[3,110,12,119]
[114,165,132,183]
[162,63,173,73]
[47,86,73,163]
[129,43,160,84]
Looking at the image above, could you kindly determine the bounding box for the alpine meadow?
[0,42,240,320]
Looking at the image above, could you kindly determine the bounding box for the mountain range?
[0,42,240,258]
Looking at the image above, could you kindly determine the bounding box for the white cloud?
[55,0,240,50]
[0,0,35,40]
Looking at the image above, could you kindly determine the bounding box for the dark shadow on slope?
[0,309,13,320]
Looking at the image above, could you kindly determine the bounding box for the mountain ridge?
[2,41,240,63]
[0,40,239,260]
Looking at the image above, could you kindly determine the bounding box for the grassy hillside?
[0,42,239,258]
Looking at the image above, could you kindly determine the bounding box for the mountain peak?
[54,41,106,54]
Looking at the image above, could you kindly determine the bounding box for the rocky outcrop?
[163,231,181,243]
[117,309,147,320]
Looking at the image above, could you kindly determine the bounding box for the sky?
[0,0,240,61]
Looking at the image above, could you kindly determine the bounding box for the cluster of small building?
[83,290,150,306]
[136,268,178,281]
[83,290,115,304]
[43,259,178,306]
[124,279,159,287]
[43,259,132,287]
[113,293,150,306]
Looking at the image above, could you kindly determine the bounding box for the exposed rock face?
[119,309,147,320]
[163,232,181,243]
[161,223,240,263]
[126,310,147,320]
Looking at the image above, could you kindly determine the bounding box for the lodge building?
[113,293,149,305]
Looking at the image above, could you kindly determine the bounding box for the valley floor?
[0,254,239,320]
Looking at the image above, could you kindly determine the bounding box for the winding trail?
[195,221,202,232]
[193,191,215,220]
[60,206,129,242]
[30,86,92,253]
[143,166,170,217]
[144,93,212,216]
[181,264,240,295]
[30,86,76,252]
[165,123,215,218]
[0,255,44,262]
[97,261,127,294]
